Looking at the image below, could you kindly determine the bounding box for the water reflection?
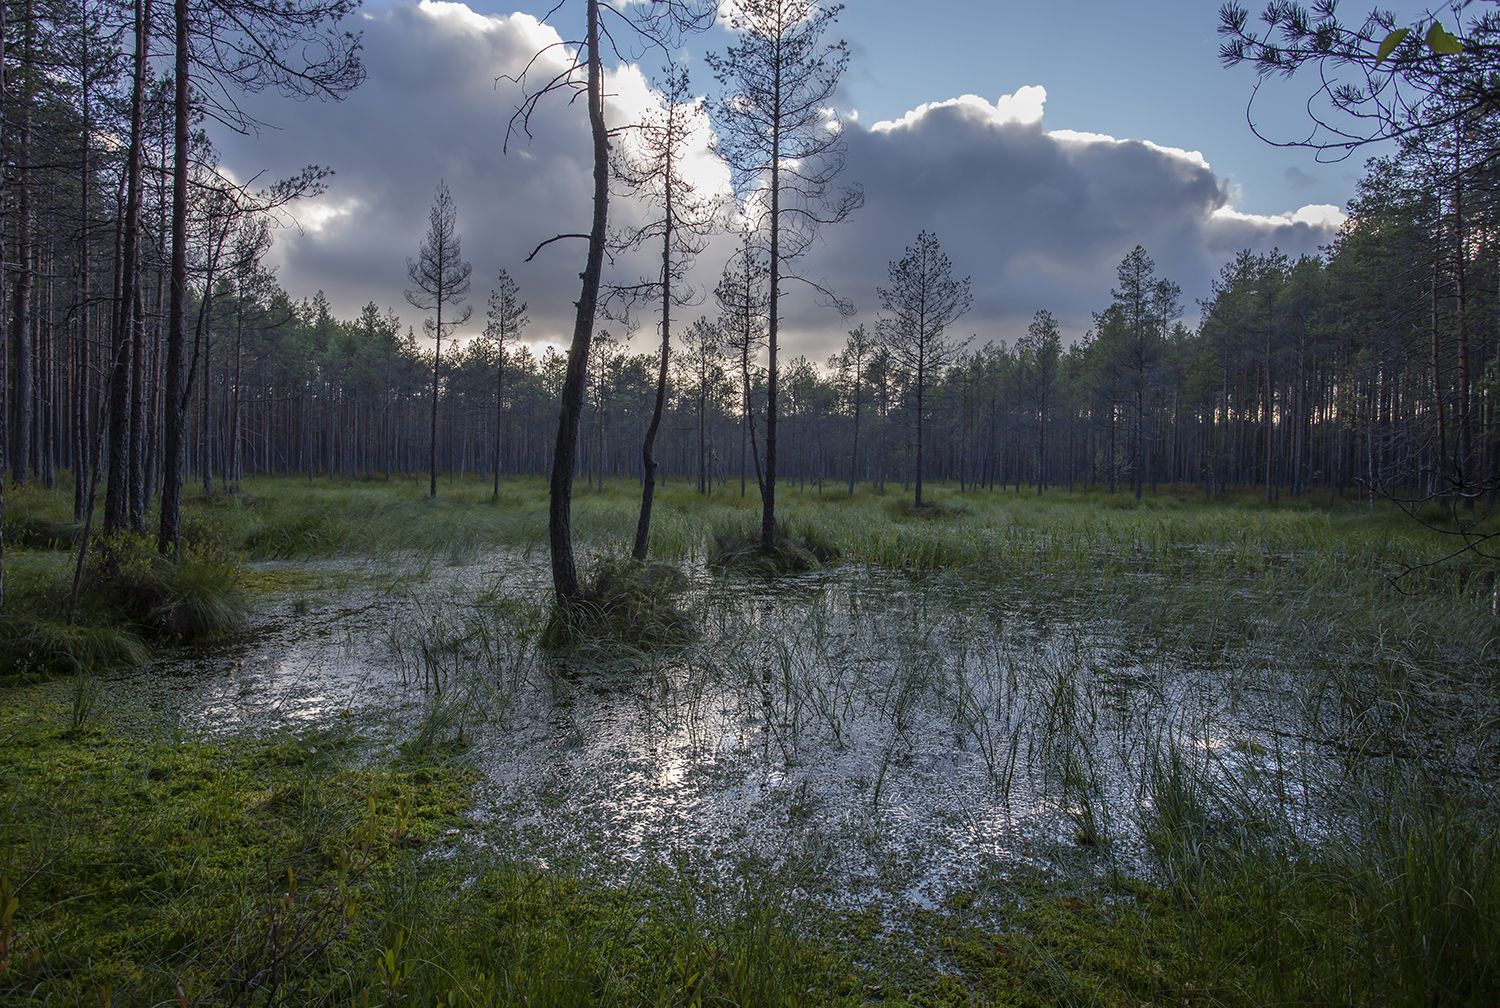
[112,548,1377,918]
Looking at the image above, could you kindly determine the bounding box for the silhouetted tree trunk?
[10,0,36,487]
[158,0,189,557]
[548,0,607,600]
[105,0,147,536]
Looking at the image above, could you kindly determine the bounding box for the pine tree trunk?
[549,0,607,601]
[157,0,190,558]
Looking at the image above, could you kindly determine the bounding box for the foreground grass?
[10,678,1495,1007]
[0,681,1177,1006]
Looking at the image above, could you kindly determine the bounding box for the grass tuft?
[542,554,697,653]
[95,534,250,640]
[0,617,148,681]
[707,520,841,574]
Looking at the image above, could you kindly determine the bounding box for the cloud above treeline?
[215,0,1343,360]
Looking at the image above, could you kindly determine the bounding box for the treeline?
[108,148,1500,510]
[6,0,1500,602]
[0,0,361,608]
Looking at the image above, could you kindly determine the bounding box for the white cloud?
[211,6,1343,358]
[872,85,1047,133]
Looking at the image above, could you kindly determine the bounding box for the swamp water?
[111,547,1362,920]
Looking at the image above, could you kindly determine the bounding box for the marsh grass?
[0,615,148,681]
[1139,741,1500,1006]
[3,475,1498,1005]
[707,519,841,574]
[542,554,697,653]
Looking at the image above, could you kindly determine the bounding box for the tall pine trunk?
[158,0,189,557]
[549,0,607,601]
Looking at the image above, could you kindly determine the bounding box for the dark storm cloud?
[780,90,1342,351]
[214,5,1342,358]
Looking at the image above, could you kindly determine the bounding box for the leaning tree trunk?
[632,186,672,561]
[548,0,607,601]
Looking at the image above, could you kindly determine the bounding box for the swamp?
[5,0,1500,1003]
[2,478,1496,1005]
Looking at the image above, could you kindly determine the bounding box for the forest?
[1,0,1498,1005]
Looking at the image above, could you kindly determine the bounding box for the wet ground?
[113,546,1342,918]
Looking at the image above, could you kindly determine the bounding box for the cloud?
[213,4,1342,360]
[780,85,1340,350]
[215,0,698,352]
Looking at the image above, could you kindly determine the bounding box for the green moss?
[0,683,471,1006]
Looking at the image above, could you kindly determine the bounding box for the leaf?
[1426,21,1464,56]
[1376,28,1409,64]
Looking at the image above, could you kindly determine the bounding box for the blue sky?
[836,0,1368,216]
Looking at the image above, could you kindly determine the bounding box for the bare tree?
[877,230,972,509]
[715,228,768,499]
[506,0,713,601]
[484,270,527,500]
[708,0,862,552]
[611,68,719,559]
[406,181,472,499]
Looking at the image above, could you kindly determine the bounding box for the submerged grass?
[15,678,1488,1007]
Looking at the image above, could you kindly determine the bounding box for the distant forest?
[3,0,1497,554]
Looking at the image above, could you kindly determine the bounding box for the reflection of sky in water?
[111,550,1387,918]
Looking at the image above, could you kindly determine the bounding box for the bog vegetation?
[3,0,1500,1005]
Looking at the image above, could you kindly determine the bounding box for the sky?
[211,0,1436,360]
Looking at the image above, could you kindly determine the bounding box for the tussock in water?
[542,554,697,653]
[707,519,841,574]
